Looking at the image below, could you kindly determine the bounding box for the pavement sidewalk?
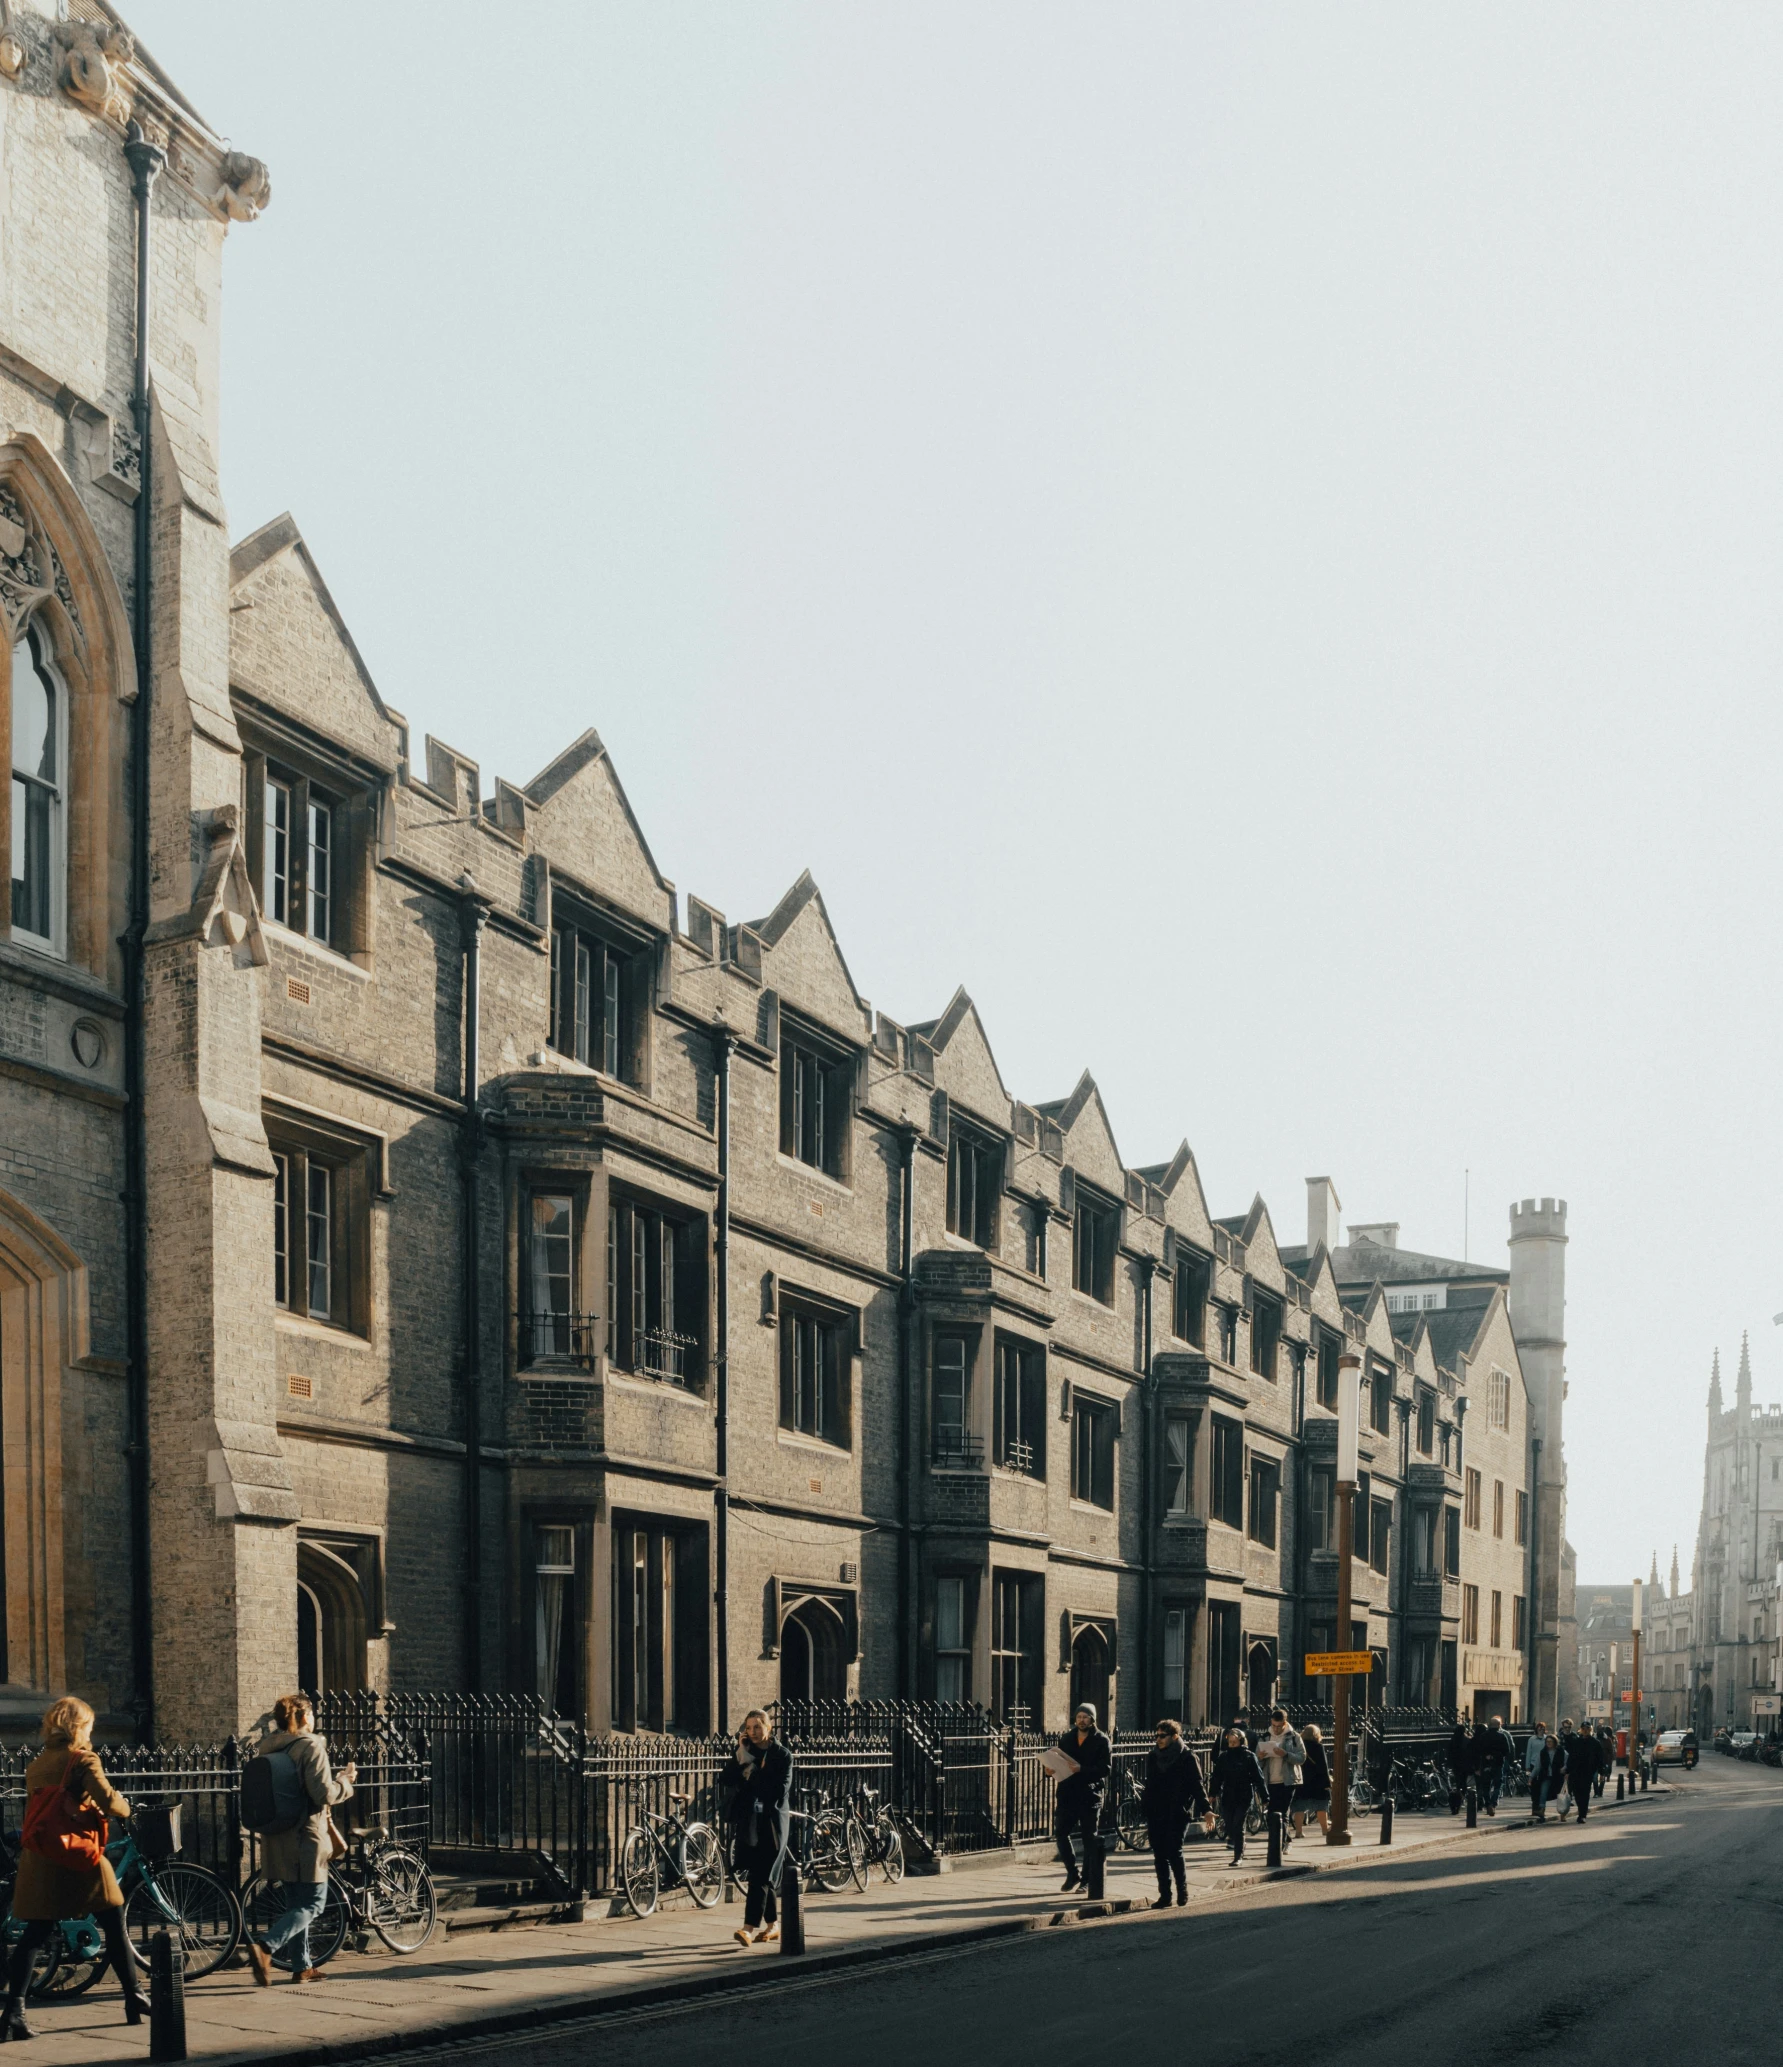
[16,1785,1672,2066]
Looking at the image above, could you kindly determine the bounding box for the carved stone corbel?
[190,803,269,970]
[218,151,271,223]
[50,17,134,125]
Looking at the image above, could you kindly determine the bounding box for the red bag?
[21,1756,108,1871]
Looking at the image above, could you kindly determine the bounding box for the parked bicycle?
[1099,1768,1149,1853]
[1,1799,241,1996]
[845,1786,905,1884]
[618,1788,725,1918]
[243,1819,435,1967]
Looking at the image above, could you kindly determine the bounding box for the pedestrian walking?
[1594,1724,1613,1795]
[1257,1707,1306,1844]
[1293,1723,1333,1838]
[1555,1720,1582,1821]
[1141,1718,1208,1907]
[1475,1716,1510,1815]
[1533,1732,1566,1822]
[1053,1703,1112,1898]
[720,1710,793,1946]
[0,1697,148,2040]
[1446,1719,1480,1814]
[1564,1723,1599,1823]
[1208,1725,1268,1864]
[242,1694,357,1985]
[1524,1721,1548,1818]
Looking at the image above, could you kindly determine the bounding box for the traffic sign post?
[1305,1651,1375,1679]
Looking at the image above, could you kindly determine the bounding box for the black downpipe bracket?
[714,1029,734,1733]
[121,119,163,1736]
[458,878,487,1690]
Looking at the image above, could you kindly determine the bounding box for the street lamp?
[1329,1352,1362,1847]
[1630,1578,1643,1776]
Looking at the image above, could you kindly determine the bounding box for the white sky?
[129,2,1783,1589]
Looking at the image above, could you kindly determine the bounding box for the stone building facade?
[0,4,1573,1741]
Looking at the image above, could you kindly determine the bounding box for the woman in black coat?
[1207,1725,1268,1864]
[1141,1719,1209,1906]
[719,1710,794,1944]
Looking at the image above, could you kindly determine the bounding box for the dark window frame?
[1162,1413,1194,1519]
[241,731,372,959]
[550,901,653,1085]
[1172,1249,1211,1346]
[779,1020,855,1182]
[947,1121,1003,1249]
[993,1335,1046,1479]
[1249,1290,1282,1380]
[611,1511,710,1734]
[606,1186,706,1388]
[1247,1454,1280,1548]
[1369,1496,1392,1576]
[1443,1504,1461,1578]
[1315,1329,1340,1410]
[1070,1392,1117,1510]
[268,1117,370,1337]
[778,1295,854,1450]
[1071,1185,1120,1305]
[1370,1363,1394,1436]
[989,1569,1044,1725]
[1209,1413,1244,1529]
[930,1327,980,1469]
[1416,1387,1436,1457]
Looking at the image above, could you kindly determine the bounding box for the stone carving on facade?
[50,18,135,125]
[190,804,269,971]
[0,484,84,654]
[217,150,271,223]
[0,15,25,83]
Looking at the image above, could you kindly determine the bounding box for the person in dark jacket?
[1476,1716,1511,1815]
[1055,1703,1112,1898]
[1563,1723,1598,1822]
[1293,1723,1333,1838]
[1532,1732,1565,1822]
[1555,1721,1585,1821]
[1594,1724,1614,1794]
[1141,1718,1208,1906]
[1445,1720,1480,1813]
[1208,1725,1268,1863]
[720,1710,794,1945]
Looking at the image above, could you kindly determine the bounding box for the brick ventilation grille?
[286,977,312,1005]
[286,1373,313,1400]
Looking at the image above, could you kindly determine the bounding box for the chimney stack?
[1305,1176,1342,1257]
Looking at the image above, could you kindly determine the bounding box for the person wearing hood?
[720,1710,794,1945]
[1054,1702,1112,1898]
[244,1694,356,1985]
[1208,1725,1268,1864]
[1141,1718,1208,1906]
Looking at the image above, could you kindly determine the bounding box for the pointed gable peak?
[910,988,1012,1119]
[524,728,608,804]
[523,728,672,904]
[752,871,869,1022]
[229,511,391,722]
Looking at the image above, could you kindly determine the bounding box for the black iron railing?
[518,1309,601,1368]
[931,1431,985,1470]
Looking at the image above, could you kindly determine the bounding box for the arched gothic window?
[9,619,64,952]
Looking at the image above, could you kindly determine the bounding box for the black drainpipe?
[713,1028,734,1732]
[458,876,487,1689]
[1137,1257,1155,1723]
[1395,1396,1412,1703]
[896,1125,916,1698]
[121,120,163,1736]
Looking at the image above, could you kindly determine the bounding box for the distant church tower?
[1508,1198,1571,1723]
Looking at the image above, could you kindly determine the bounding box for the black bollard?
[1380,1783,1394,1845]
[779,1857,805,1957]
[149,1929,186,2063]
[1465,1781,1477,1829]
[1640,1762,1648,1792]
[1266,1808,1282,1870]
[1616,1771,1625,1800]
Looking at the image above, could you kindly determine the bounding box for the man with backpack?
[241,1695,356,1984]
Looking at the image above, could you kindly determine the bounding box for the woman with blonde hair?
[0,1695,147,2039]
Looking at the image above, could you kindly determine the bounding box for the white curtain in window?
[534,1526,575,1707]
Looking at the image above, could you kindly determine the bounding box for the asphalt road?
[378,1758,1772,2067]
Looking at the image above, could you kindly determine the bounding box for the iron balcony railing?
[518,1310,601,1369]
[634,1326,699,1385]
[931,1430,985,1470]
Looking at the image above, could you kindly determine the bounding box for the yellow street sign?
[1305,1650,1373,1676]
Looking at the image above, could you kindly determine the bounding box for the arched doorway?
[1246,1639,1276,1714]
[779,1598,847,1703]
[296,1539,369,1698]
[1070,1624,1111,1727]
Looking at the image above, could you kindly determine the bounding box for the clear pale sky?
[128,2,1783,1590]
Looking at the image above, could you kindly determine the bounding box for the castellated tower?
[1508,1198,1572,1723]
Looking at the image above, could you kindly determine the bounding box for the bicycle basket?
[133,1803,182,1862]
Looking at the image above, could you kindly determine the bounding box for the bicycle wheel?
[32,1918,105,1999]
[842,1814,869,1893]
[621,1826,660,1917]
[125,1862,241,1980]
[368,1847,436,1954]
[1245,1802,1266,1836]
[807,1813,852,1892]
[878,1819,905,1885]
[1117,1791,1148,1852]
[680,1823,723,1909]
[241,1871,349,1972]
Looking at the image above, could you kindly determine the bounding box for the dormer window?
[947,1122,1002,1247]
[9,620,64,952]
[550,921,637,1077]
[1071,1185,1118,1305]
[1172,1248,1210,1346]
[242,730,370,959]
[780,1024,853,1180]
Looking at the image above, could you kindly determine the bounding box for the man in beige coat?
[245,1695,356,1985]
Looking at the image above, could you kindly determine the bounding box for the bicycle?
[730,1798,864,1894]
[618,1789,724,1918]
[2,1799,242,1997]
[243,1819,435,1968]
[845,1786,905,1884]
[1098,1769,1149,1853]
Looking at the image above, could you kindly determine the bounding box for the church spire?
[1738,1330,1753,1414]
[1670,1545,1680,1599]
[1710,1347,1724,1415]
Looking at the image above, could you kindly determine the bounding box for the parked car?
[1731,1731,1760,1759]
[1654,1730,1698,1768]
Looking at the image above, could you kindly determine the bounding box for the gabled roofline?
[522,729,673,900]
[749,871,871,1018]
[908,987,1014,1114]
[1037,1070,1122,1172]
[229,512,392,724]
